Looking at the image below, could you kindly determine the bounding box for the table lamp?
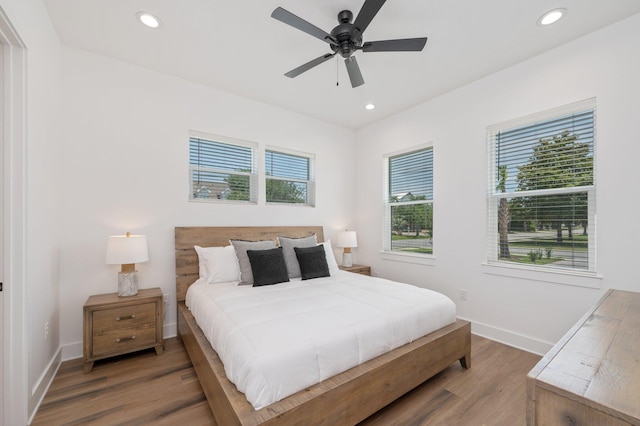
[337,230,358,267]
[105,232,148,296]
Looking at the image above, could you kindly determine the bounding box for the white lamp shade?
[336,231,358,248]
[105,234,149,265]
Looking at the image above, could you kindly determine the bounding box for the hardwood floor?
[361,335,541,426]
[32,335,540,425]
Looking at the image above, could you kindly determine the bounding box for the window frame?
[188,131,258,204]
[486,98,598,281]
[382,143,434,260]
[265,146,316,207]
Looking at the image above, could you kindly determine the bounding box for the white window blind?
[383,145,433,255]
[265,148,315,206]
[189,133,258,202]
[487,99,596,272]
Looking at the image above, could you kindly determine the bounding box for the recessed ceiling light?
[136,11,162,29]
[365,103,376,110]
[538,8,566,26]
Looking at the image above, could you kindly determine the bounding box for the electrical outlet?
[44,321,49,340]
[459,289,468,301]
[163,294,170,320]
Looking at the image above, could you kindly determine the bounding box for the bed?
[175,226,471,425]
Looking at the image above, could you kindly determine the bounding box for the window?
[383,145,433,255]
[487,99,596,273]
[189,132,258,202]
[265,148,315,206]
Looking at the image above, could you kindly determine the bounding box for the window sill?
[266,202,315,207]
[481,262,602,289]
[189,198,257,205]
[380,251,436,266]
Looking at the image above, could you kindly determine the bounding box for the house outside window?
[487,99,596,273]
[189,132,258,203]
[265,148,315,206]
[383,145,433,255]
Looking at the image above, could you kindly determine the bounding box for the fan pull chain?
[336,56,339,86]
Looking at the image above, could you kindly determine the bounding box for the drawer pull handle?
[116,335,136,343]
[116,314,136,321]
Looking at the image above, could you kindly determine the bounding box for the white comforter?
[185,271,456,410]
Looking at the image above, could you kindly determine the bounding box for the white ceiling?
[43,0,640,129]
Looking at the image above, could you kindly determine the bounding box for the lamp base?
[342,252,353,268]
[118,271,139,297]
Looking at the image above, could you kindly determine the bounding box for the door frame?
[0,5,27,426]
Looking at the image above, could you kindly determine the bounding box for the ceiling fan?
[271,0,428,88]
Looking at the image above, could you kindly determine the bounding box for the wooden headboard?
[175,226,325,301]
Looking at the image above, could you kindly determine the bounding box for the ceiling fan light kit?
[272,0,428,88]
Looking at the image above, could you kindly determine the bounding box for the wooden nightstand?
[83,287,164,373]
[339,264,371,276]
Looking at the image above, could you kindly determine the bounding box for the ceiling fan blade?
[344,56,364,88]
[271,7,333,44]
[285,52,337,78]
[353,0,387,34]
[363,37,428,52]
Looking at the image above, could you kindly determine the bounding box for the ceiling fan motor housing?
[330,10,362,58]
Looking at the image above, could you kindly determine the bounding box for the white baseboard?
[28,347,62,424]
[164,322,176,340]
[459,316,554,356]
[61,341,82,361]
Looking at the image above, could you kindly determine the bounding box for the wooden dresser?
[83,288,164,373]
[527,289,640,425]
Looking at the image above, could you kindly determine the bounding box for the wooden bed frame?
[175,226,471,425]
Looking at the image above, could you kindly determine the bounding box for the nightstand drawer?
[93,303,156,334]
[93,324,157,357]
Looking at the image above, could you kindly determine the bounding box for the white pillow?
[194,245,209,280]
[194,245,240,284]
[321,240,340,274]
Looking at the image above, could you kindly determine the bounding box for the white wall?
[0,0,61,422]
[13,4,639,421]
[58,47,357,358]
[355,13,640,354]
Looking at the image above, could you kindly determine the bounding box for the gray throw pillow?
[230,239,276,285]
[278,234,317,278]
